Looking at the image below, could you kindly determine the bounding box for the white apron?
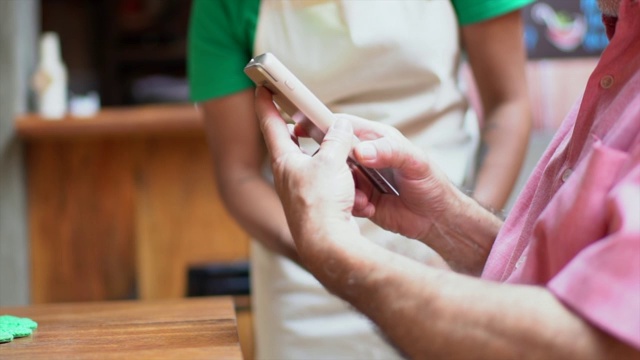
[251,1,479,359]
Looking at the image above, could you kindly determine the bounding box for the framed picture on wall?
[523,0,609,58]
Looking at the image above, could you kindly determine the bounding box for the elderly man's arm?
[255,87,638,358]
[305,234,638,360]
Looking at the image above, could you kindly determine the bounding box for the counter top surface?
[15,104,203,139]
[0,296,242,359]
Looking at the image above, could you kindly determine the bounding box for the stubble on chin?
[598,0,622,16]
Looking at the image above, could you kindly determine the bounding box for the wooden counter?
[15,104,203,138]
[0,297,242,359]
[15,105,253,359]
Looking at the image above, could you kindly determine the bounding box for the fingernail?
[357,143,376,160]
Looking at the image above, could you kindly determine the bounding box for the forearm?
[308,238,636,360]
[200,91,300,264]
[473,98,531,210]
[461,10,532,211]
[217,173,300,264]
[417,180,502,275]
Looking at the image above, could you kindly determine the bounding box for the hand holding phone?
[244,52,399,196]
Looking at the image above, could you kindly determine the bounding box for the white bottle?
[33,32,68,119]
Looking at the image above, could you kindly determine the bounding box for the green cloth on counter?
[0,315,38,343]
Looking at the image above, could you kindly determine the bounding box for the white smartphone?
[244,52,398,196]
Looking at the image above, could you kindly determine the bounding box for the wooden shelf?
[15,103,203,139]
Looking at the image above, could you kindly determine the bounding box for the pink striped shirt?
[482,0,640,349]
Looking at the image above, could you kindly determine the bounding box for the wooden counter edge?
[14,103,204,139]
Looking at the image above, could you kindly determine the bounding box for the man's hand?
[338,114,502,274]
[257,86,502,274]
[254,89,639,360]
[335,114,462,240]
[255,87,362,261]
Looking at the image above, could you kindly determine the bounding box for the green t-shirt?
[451,0,533,26]
[188,0,260,101]
[188,0,534,102]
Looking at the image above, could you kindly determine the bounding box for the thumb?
[354,137,429,180]
[317,118,354,163]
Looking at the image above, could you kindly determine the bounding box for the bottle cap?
[40,32,62,62]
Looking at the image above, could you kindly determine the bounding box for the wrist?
[277,225,303,266]
[424,183,501,275]
[302,230,381,297]
[296,217,363,277]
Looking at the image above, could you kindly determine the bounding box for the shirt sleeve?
[187,0,259,102]
[548,158,640,349]
[451,0,535,26]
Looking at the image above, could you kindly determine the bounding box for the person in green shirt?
[189,1,533,358]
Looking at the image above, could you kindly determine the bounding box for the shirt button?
[561,168,572,182]
[600,75,614,89]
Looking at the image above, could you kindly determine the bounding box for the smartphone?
[244,52,399,196]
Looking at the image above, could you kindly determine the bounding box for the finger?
[354,136,429,181]
[335,113,431,181]
[335,113,390,141]
[255,87,302,157]
[353,189,375,218]
[316,118,354,164]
